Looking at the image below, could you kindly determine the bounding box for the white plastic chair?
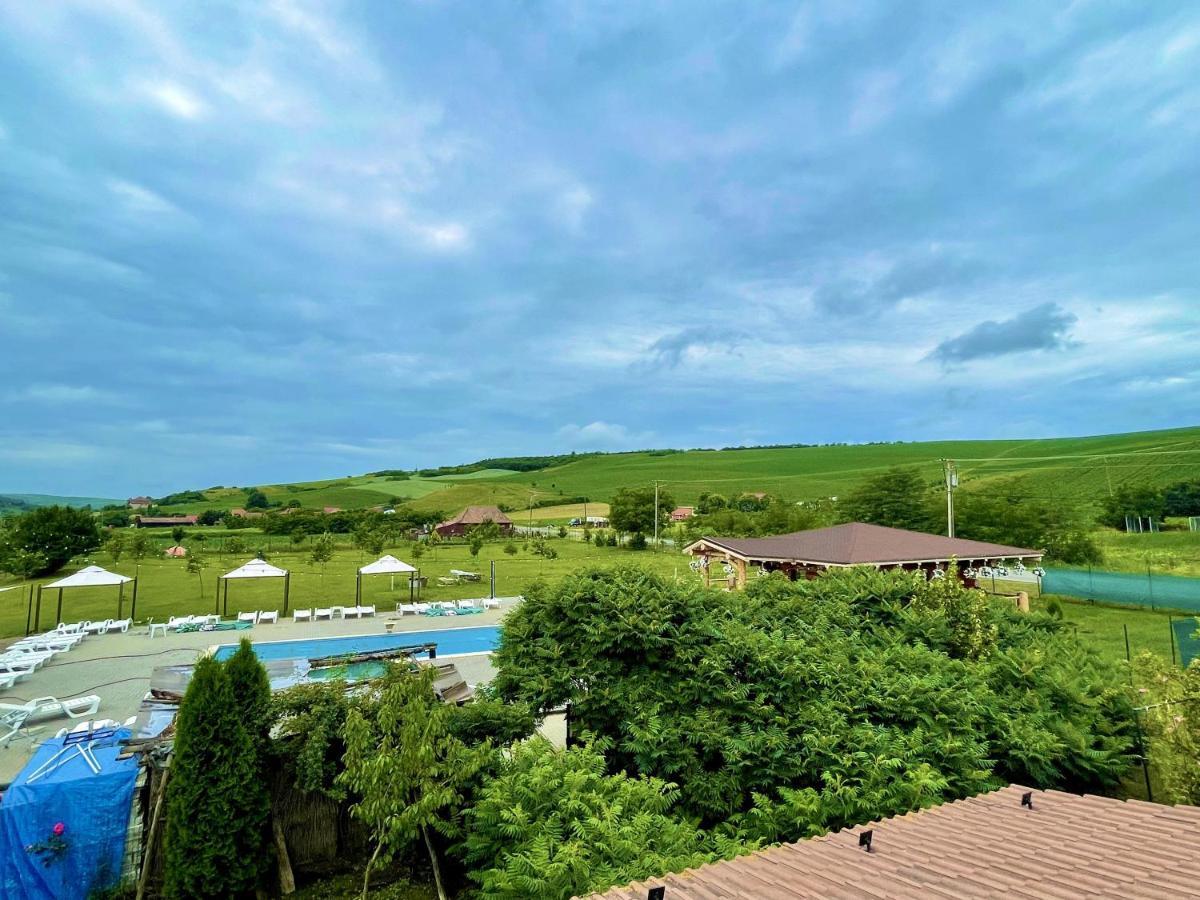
[148,620,168,638]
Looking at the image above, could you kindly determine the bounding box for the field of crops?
[115,425,1200,519]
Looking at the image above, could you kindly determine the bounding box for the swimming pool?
[212,624,501,662]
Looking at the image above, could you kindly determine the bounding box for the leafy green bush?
[462,738,719,899]
[493,565,1134,836]
[0,505,102,577]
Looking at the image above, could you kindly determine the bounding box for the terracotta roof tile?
[580,785,1200,900]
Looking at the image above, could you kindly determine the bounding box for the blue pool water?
[213,625,501,662]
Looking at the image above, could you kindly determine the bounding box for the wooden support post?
[25,584,34,636]
[118,582,125,619]
[136,767,170,900]
[223,579,229,617]
[272,812,295,894]
[130,576,139,621]
[34,585,42,632]
[355,573,361,606]
[283,572,291,615]
[735,559,747,589]
[56,588,64,625]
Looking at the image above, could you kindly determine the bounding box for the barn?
[684,522,1042,588]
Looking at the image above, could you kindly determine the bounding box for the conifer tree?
[224,640,273,886]
[164,656,260,898]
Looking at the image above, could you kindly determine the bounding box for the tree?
[468,534,484,557]
[245,489,270,510]
[503,541,518,556]
[954,492,1102,565]
[463,738,717,899]
[171,526,186,545]
[1099,485,1166,530]
[223,641,272,889]
[225,535,247,557]
[164,657,261,898]
[609,486,674,539]
[410,541,425,562]
[354,526,385,557]
[840,467,937,531]
[310,532,337,598]
[105,530,128,563]
[128,530,152,562]
[1164,480,1200,518]
[338,667,488,900]
[493,566,1133,832]
[197,509,225,526]
[0,506,102,577]
[1132,651,1200,804]
[186,551,208,600]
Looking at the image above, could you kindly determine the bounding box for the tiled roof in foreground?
[582,784,1200,899]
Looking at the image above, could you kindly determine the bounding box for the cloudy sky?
[2,1,1199,496]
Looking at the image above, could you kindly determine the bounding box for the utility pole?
[942,460,957,538]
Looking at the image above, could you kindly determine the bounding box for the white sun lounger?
[341,606,360,619]
[414,602,431,614]
[237,611,259,625]
[54,622,84,635]
[314,608,332,621]
[483,597,501,609]
[356,605,376,617]
[398,604,418,615]
[0,708,33,748]
[105,618,132,633]
[0,672,20,690]
[0,659,36,679]
[0,652,51,671]
[258,610,278,624]
[82,620,111,635]
[0,694,102,723]
[293,609,312,623]
[166,615,192,630]
[456,599,477,610]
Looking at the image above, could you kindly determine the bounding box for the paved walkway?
[0,600,516,782]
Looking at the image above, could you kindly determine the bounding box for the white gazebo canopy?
[358,555,417,575]
[36,565,137,635]
[45,565,132,589]
[217,558,291,617]
[220,558,289,579]
[356,555,420,604]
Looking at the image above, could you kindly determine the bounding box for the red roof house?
[670,506,695,521]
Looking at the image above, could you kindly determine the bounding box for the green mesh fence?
[1173,617,1200,668]
[1042,567,1200,613]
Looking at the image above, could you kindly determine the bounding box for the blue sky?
[2,1,1199,496]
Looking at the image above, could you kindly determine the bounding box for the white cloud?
[10,383,119,405]
[0,439,99,463]
[107,179,177,214]
[141,81,206,119]
[557,421,653,449]
[553,185,594,232]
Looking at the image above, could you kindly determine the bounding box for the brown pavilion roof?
[685,522,1041,566]
[437,505,514,527]
[583,784,1200,899]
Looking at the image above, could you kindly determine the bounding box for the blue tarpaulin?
[0,728,137,899]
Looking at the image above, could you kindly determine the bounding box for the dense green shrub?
[462,738,721,900]
[493,566,1134,837]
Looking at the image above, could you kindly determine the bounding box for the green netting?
[1174,617,1200,668]
[1042,567,1200,613]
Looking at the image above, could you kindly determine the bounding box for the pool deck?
[0,600,516,782]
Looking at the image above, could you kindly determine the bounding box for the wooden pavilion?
[683,522,1043,588]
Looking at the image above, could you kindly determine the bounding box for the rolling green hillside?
[0,492,121,515]
[150,425,1200,516]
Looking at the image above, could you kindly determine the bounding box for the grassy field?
[136,425,1200,518]
[0,538,689,637]
[518,502,611,526]
[1093,527,1200,577]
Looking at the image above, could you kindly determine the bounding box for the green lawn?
[0,538,687,637]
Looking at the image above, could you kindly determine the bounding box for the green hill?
[0,493,121,515]
[149,425,1200,517]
